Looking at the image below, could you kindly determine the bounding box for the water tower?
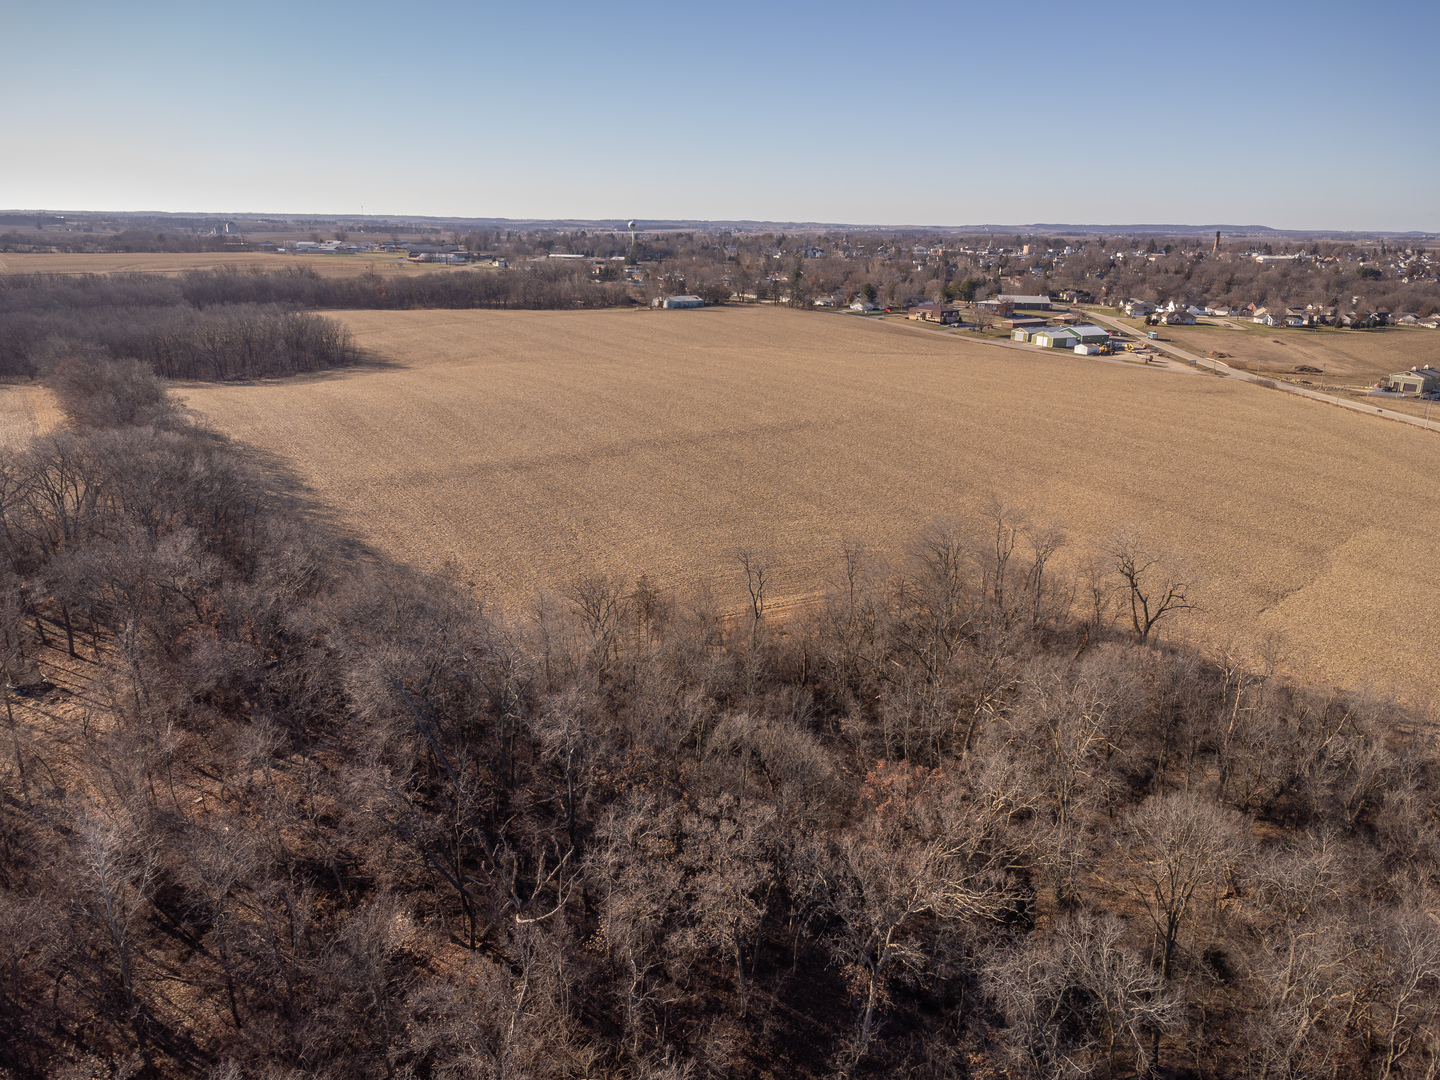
[628,220,637,247]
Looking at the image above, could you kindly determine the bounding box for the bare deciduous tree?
[986,912,1182,1077]
[1242,834,1354,1080]
[735,548,772,637]
[822,762,1014,1058]
[1109,527,1198,644]
[75,804,159,1036]
[567,572,629,672]
[1371,893,1440,1080]
[1023,518,1070,630]
[1121,791,1246,981]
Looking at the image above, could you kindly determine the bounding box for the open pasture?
[1138,318,1438,384]
[178,306,1440,702]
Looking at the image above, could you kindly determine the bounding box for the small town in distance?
[5,210,1437,412]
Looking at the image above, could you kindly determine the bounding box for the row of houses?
[1124,296,1438,330]
[1342,311,1440,329]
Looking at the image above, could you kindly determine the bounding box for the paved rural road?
[1080,310,1440,434]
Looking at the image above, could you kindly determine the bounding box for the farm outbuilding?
[653,295,704,309]
[1033,328,1081,348]
[1386,366,1440,395]
[997,294,1053,310]
[1070,325,1112,346]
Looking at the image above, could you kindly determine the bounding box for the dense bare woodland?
[1,357,1438,1080]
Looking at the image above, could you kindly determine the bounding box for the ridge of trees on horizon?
[6,223,1438,316]
[343,228,1440,316]
[0,358,1437,1079]
[0,265,632,379]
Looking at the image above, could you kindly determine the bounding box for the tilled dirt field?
[177,305,1440,703]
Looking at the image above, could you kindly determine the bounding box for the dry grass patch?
[1151,320,1438,383]
[177,305,1440,702]
[0,381,62,447]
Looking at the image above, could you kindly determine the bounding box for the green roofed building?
[1033,328,1081,348]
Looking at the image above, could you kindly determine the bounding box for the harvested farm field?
[177,305,1440,703]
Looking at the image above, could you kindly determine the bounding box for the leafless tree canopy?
[0,360,1437,1079]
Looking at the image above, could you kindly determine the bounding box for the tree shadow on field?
[192,424,388,569]
[164,345,406,392]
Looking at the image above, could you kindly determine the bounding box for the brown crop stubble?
[176,305,1440,703]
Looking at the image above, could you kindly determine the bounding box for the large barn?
[996,293,1053,310]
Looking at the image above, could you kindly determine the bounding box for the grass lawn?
[1156,322,1436,384]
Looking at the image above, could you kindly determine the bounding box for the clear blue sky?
[3,0,1435,231]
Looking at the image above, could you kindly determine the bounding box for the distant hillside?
[3,209,1436,242]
